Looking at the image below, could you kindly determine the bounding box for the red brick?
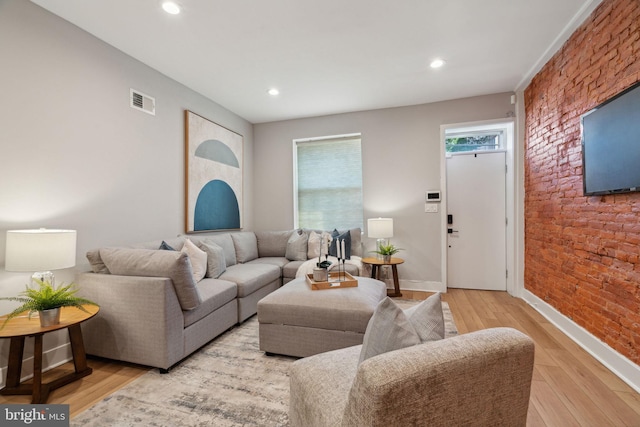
[525,0,640,364]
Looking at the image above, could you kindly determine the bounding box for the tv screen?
[581,80,640,196]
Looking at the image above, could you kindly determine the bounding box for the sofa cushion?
[183,278,237,327]
[285,230,308,261]
[219,263,281,298]
[197,240,226,279]
[231,232,259,263]
[404,292,445,342]
[206,234,237,266]
[282,260,305,279]
[255,230,292,257]
[181,238,207,282]
[359,297,420,363]
[99,247,202,311]
[247,257,289,269]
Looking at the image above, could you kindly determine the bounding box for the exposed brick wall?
[524,0,640,364]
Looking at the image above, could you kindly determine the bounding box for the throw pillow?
[404,292,445,342]
[359,297,421,364]
[329,229,352,259]
[230,232,259,263]
[181,238,207,282]
[207,234,237,266]
[307,230,332,259]
[86,249,110,274]
[285,230,308,261]
[198,240,227,279]
[99,247,202,311]
[159,240,176,251]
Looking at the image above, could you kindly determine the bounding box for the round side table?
[361,257,405,297]
[0,305,99,403]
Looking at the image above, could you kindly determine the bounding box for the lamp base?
[376,238,389,260]
[32,271,55,287]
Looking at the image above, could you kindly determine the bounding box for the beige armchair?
[289,327,535,426]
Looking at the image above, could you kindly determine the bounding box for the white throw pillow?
[359,297,421,364]
[181,238,207,282]
[307,231,332,259]
[404,292,445,342]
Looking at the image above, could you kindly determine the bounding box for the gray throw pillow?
[207,234,237,266]
[198,240,226,279]
[86,249,110,274]
[285,230,308,261]
[404,292,445,342]
[359,297,420,364]
[230,232,259,263]
[99,247,202,311]
[329,229,352,259]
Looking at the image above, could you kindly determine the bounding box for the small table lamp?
[367,218,393,259]
[5,229,77,287]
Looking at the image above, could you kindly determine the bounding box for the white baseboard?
[397,279,446,293]
[523,290,640,393]
[0,341,72,389]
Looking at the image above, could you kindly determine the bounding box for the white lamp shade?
[367,218,394,239]
[5,229,77,272]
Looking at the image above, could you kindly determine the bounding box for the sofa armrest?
[75,272,185,370]
[342,327,535,426]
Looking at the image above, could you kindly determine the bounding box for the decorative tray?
[306,272,358,290]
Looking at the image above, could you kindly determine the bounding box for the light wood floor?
[2,288,640,425]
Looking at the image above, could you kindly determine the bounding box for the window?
[445,130,503,153]
[294,134,363,230]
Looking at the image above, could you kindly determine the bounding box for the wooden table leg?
[68,324,91,375]
[370,265,379,280]
[32,334,46,403]
[4,336,25,389]
[389,265,402,297]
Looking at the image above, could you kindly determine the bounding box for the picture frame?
[184,110,243,233]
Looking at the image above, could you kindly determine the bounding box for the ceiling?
[31,0,600,124]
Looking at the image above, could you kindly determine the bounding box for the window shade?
[295,136,363,230]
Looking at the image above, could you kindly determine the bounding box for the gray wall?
[0,1,253,379]
[254,94,514,288]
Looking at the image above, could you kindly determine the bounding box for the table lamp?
[367,218,393,259]
[5,229,77,287]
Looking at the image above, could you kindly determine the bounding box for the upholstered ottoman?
[257,276,386,357]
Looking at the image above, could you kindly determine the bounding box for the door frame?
[440,119,516,295]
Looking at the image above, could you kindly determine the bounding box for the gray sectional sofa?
[77,228,362,371]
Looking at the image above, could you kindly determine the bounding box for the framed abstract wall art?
[185,110,243,232]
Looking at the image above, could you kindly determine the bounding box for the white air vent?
[130,88,155,115]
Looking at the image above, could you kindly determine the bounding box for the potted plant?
[0,279,98,328]
[372,243,403,263]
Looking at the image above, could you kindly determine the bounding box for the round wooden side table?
[361,257,405,297]
[0,305,99,403]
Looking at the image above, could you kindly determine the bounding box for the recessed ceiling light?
[162,1,181,15]
[267,88,280,96]
[430,58,445,69]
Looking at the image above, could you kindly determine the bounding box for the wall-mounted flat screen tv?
[581,80,640,196]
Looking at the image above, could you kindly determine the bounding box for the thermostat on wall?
[426,190,441,202]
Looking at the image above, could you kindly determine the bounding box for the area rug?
[72,301,457,427]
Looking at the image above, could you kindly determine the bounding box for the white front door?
[446,151,506,290]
